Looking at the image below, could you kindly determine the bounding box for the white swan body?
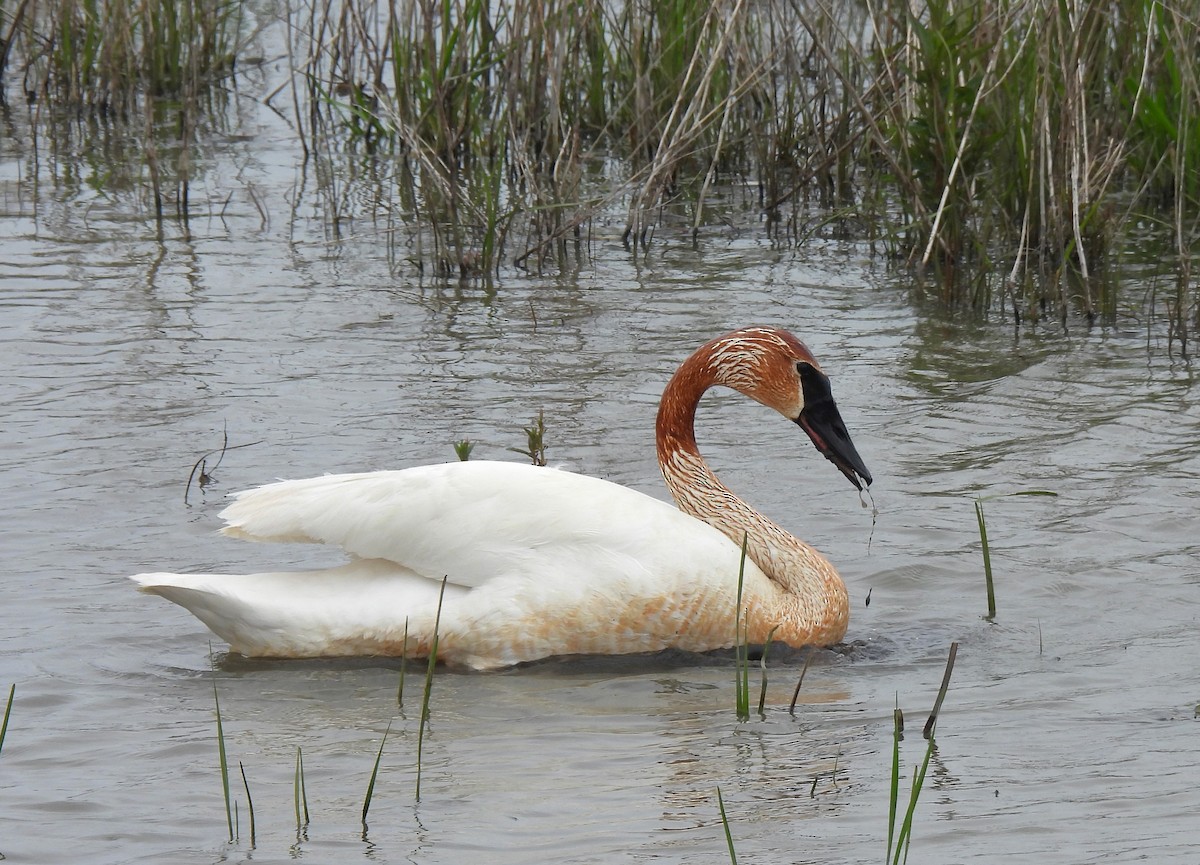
[136,463,771,667]
[133,327,872,669]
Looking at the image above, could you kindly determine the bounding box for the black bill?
[795,363,873,491]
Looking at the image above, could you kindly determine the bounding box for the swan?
[131,326,872,670]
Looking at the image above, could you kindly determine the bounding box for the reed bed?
[287,0,1200,321]
[3,0,1197,335]
[1,0,243,111]
[0,0,260,234]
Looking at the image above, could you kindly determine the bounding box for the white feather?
[132,461,765,667]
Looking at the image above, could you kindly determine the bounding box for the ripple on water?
[3,126,1200,865]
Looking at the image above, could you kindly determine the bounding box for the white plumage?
[132,326,872,669]
[132,462,769,668]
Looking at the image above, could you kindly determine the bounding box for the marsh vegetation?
[2,6,1198,858]
[1,0,1196,344]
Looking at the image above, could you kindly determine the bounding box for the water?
[3,101,1200,865]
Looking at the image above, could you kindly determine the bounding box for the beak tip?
[847,466,872,491]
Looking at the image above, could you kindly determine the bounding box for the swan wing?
[217,460,736,589]
[136,461,763,665]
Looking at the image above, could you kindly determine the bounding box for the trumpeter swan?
[132,326,871,669]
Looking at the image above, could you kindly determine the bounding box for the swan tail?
[130,561,462,658]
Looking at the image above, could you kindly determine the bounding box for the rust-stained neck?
[655,344,714,463]
[656,326,816,461]
[653,327,850,647]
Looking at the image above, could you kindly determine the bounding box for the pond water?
[3,76,1200,865]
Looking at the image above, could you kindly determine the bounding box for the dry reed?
[2,0,1196,336]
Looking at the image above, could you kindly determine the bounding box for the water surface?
[2,91,1199,865]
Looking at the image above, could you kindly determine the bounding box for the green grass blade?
[0,684,14,759]
[974,498,996,619]
[888,641,956,862]
[788,650,815,715]
[362,719,393,824]
[893,730,936,864]
[239,761,256,847]
[416,576,449,801]
[886,704,903,859]
[975,492,1056,620]
[756,625,780,716]
[923,641,959,739]
[734,532,749,721]
[210,654,234,842]
[294,746,309,833]
[716,787,738,865]
[397,617,409,709]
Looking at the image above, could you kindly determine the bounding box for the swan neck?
[656,351,711,463]
[655,356,797,576]
[655,350,849,640]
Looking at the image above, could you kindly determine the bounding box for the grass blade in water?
[716,787,738,865]
[788,650,815,715]
[887,706,903,859]
[397,617,409,709]
[294,746,309,833]
[924,641,959,739]
[361,719,393,824]
[888,641,957,862]
[974,499,996,619]
[239,761,256,847]
[734,533,750,721]
[0,684,13,759]
[975,491,1056,620]
[756,625,780,716]
[416,576,449,801]
[893,731,937,864]
[211,667,234,842]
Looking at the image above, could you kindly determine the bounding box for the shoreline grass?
[1,0,1195,335]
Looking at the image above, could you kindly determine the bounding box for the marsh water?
[3,89,1200,865]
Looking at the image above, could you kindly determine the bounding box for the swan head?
[704,327,873,491]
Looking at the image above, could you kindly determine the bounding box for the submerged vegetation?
[2,0,1196,334]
